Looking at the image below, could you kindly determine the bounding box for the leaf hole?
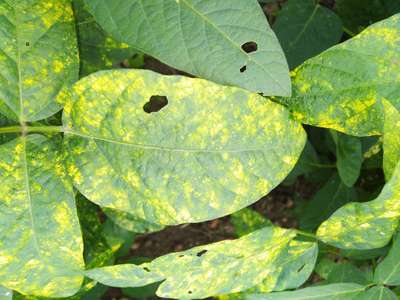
[297,264,306,273]
[143,95,168,114]
[143,267,151,272]
[188,291,192,294]
[196,249,208,257]
[241,41,258,53]
[26,41,30,46]
[179,255,185,258]
[240,66,247,73]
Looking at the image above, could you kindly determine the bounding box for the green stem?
[0,126,63,134]
[295,229,318,240]
[308,162,336,169]
[343,26,357,37]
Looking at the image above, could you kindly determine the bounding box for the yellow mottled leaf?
[62,69,306,225]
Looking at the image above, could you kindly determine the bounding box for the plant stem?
[0,125,63,134]
[295,229,318,240]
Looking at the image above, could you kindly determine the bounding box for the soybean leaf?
[317,161,400,249]
[245,283,366,300]
[103,208,164,234]
[0,113,17,145]
[218,240,318,299]
[279,13,400,136]
[73,0,143,76]
[0,0,79,121]
[374,233,400,285]
[354,286,397,300]
[331,131,363,187]
[83,0,291,96]
[101,219,136,259]
[336,0,400,34]
[383,100,400,180]
[86,227,297,299]
[62,69,306,225]
[0,135,84,297]
[326,263,371,285]
[231,208,272,237]
[0,286,12,300]
[272,0,343,69]
[298,173,357,231]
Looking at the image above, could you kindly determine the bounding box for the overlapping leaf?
[279,13,400,136]
[317,161,400,249]
[273,0,343,69]
[246,283,367,300]
[383,100,400,180]
[73,0,142,76]
[0,135,84,297]
[356,286,397,300]
[62,69,306,225]
[374,232,400,286]
[0,0,79,121]
[83,0,290,96]
[86,227,298,299]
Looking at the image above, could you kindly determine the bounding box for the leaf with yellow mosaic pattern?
[383,100,400,180]
[62,69,306,225]
[85,226,296,299]
[0,135,84,297]
[83,0,290,96]
[278,13,400,136]
[0,0,79,122]
[317,161,400,249]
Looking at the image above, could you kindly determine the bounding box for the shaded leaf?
[336,0,400,34]
[317,162,400,249]
[0,0,79,121]
[374,232,400,285]
[279,14,400,136]
[73,0,143,76]
[273,0,343,69]
[383,100,400,180]
[103,208,164,234]
[231,208,272,237]
[83,0,290,96]
[246,283,366,300]
[62,69,306,225]
[86,227,297,299]
[0,135,83,297]
[299,173,356,231]
[331,131,363,187]
[326,263,371,285]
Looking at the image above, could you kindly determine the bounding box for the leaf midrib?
[66,129,275,153]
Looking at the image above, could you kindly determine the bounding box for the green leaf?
[298,173,356,231]
[73,0,142,76]
[103,208,164,234]
[86,227,297,299]
[317,162,400,249]
[272,0,343,69]
[331,131,363,187]
[0,135,84,297]
[354,286,397,300]
[62,69,306,225]
[383,100,400,180]
[245,283,366,300]
[0,286,12,300]
[336,0,400,34]
[0,0,79,122]
[326,263,371,285]
[83,0,291,96]
[279,13,400,136]
[374,233,400,285]
[231,208,272,237]
[270,241,318,292]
